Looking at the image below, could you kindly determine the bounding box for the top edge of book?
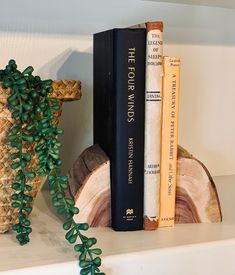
[130,21,163,31]
[94,28,146,36]
[94,21,163,35]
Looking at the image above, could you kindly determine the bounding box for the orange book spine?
[159,56,181,227]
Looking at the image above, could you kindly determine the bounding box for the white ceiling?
[145,0,235,9]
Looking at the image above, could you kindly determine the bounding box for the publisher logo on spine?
[126,208,134,215]
[123,208,137,221]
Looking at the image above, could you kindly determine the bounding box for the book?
[93,28,146,231]
[143,21,163,230]
[159,56,181,227]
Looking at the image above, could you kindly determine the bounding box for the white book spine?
[144,23,163,230]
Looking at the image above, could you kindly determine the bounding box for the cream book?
[129,21,163,230]
[159,56,181,227]
[143,22,163,230]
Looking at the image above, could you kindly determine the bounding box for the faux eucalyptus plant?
[0,60,104,275]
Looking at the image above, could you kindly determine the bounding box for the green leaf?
[11,202,20,208]
[11,162,20,169]
[34,136,41,142]
[8,93,17,102]
[25,185,32,192]
[79,251,87,262]
[52,201,61,207]
[11,141,21,149]
[11,194,19,200]
[23,194,33,202]
[60,182,68,189]
[3,79,13,88]
[74,244,84,252]
[20,93,28,100]
[24,172,36,179]
[71,207,79,215]
[91,249,102,255]
[35,143,44,152]
[40,89,47,96]
[40,79,52,86]
[23,66,34,75]
[16,78,26,85]
[22,153,31,162]
[79,260,91,268]
[48,175,55,181]
[65,198,75,206]
[30,90,38,98]
[93,257,101,267]
[49,153,59,160]
[35,106,41,113]
[55,159,62,166]
[22,104,32,111]
[11,183,21,190]
[26,124,35,131]
[10,152,20,160]
[21,113,28,121]
[77,223,89,231]
[80,267,92,275]
[59,176,68,182]
[10,126,19,134]
[49,189,55,195]
[39,102,46,109]
[40,118,48,124]
[63,220,73,231]
[8,135,18,142]
[22,135,34,142]
[8,59,16,66]
[22,219,31,227]
[68,234,78,244]
[47,87,53,93]
[65,212,73,219]
[56,192,63,199]
[57,207,66,215]
[86,238,97,248]
[23,207,32,214]
[65,228,75,240]
[56,129,64,134]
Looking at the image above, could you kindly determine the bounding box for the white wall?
[0,0,235,176]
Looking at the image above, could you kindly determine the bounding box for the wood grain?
[68,144,111,226]
[68,145,222,227]
[175,146,222,223]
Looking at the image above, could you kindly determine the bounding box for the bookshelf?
[0,0,234,274]
[0,175,235,274]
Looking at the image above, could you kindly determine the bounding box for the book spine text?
[94,29,146,231]
[144,22,163,230]
[159,56,181,227]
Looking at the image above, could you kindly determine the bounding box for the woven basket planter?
[0,80,81,233]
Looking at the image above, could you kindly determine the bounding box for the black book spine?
[94,28,146,231]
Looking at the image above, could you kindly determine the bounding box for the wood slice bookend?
[68,144,111,226]
[176,146,222,223]
[68,144,222,227]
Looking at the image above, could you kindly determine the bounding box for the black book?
[93,28,146,231]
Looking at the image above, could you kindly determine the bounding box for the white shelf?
[0,175,235,274]
[147,0,235,9]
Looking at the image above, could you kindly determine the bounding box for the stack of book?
[93,22,180,231]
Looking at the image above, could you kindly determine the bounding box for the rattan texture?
[0,80,81,233]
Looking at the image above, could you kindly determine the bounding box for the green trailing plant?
[0,60,104,275]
